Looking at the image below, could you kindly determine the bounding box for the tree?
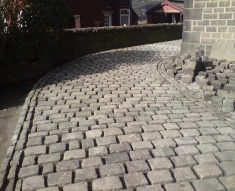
[0,0,70,67]
[0,0,24,63]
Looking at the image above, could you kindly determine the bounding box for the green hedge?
[0,24,182,86]
[53,24,182,64]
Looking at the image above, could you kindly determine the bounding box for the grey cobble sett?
[96,136,116,146]
[194,153,219,164]
[175,145,200,156]
[137,185,163,191]
[75,167,97,182]
[99,163,126,177]
[22,176,45,191]
[172,167,197,182]
[118,134,142,143]
[38,153,61,165]
[165,182,195,191]
[92,176,123,191]
[148,157,173,170]
[152,148,175,158]
[171,156,197,168]
[130,150,152,161]
[6,40,235,191]
[49,143,66,154]
[63,182,88,191]
[89,146,108,157]
[219,161,235,176]
[193,164,223,179]
[18,165,39,179]
[43,163,54,175]
[56,160,79,172]
[192,178,225,191]
[126,160,150,173]
[147,170,173,184]
[124,172,148,189]
[47,171,72,187]
[219,175,235,191]
[132,141,153,150]
[152,138,176,148]
[123,126,142,134]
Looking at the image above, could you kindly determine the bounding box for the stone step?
[216,73,227,78]
[183,59,197,70]
[207,76,216,82]
[195,76,209,89]
[189,56,199,62]
[181,74,193,84]
[203,91,216,101]
[216,78,228,84]
[198,71,207,78]
[207,71,215,75]
[212,61,219,67]
[211,96,223,109]
[229,64,235,69]
[213,67,221,73]
[202,85,214,91]
[224,84,235,92]
[217,90,229,98]
[210,81,222,90]
[228,73,235,78]
[224,69,234,75]
[224,92,235,99]
[183,69,194,76]
[228,79,235,84]
[174,58,184,66]
[219,61,229,69]
[175,65,182,70]
[222,99,235,112]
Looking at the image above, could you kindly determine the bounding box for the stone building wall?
[181,0,235,56]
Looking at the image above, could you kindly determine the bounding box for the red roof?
[146,0,184,15]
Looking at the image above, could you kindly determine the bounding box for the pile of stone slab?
[166,50,235,113]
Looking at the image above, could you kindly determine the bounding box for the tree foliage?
[0,0,70,68]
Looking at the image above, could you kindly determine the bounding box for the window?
[120,9,130,26]
[74,15,81,28]
[172,14,175,23]
[104,14,111,26]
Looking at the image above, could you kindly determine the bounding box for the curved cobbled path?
[2,40,235,191]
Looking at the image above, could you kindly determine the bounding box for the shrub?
[0,0,70,68]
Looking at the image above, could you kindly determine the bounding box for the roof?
[171,2,184,8]
[146,0,184,15]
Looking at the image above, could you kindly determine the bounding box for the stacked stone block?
[182,0,235,56]
[168,50,235,112]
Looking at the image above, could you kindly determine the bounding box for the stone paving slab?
[1,40,235,191]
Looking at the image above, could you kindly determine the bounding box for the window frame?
[120,8,130,26]
[104,13,112,27]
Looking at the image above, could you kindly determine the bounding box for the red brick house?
[65,0,139,28]
[146,0,184,24]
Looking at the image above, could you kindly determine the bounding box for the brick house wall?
[65,0,138,28]
[181,0,235,56]
[66,0,115,28]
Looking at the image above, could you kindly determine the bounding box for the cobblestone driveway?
[2,40,235,191]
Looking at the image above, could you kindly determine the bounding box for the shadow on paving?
[44,49,170,87]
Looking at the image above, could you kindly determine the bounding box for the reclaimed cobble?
[147,170,173,184]
[172,167,197,182]
[3,40,235,190]
[75,167,97,182]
